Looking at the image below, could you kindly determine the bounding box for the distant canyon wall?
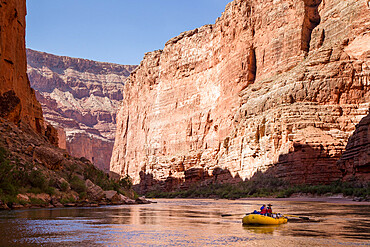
[110,0,370,190]
[27,49,137,171]
[0,0,44,132]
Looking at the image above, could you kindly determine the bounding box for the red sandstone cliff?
[110,0,370,190]
[0,0,44,132]
[338,113,370,181]
[0,1,139,207]
[27,49,137,171]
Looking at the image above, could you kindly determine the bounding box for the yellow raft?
[242,214,288,225]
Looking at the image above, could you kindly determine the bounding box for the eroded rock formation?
[27,49,137,171]
[0,0,44,132]
[338,114,370,181]
[111,0,370,191]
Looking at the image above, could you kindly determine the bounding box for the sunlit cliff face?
[0,0,44,133]
[110,0,370,191]
[27,49,137,171]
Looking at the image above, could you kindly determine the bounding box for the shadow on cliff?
[135,167,243,194]
[134,142,348,194]
[265,142,344,185]
[337,113,370,181]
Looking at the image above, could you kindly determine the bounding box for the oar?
[221,213,249,217]
[284,214,310,220]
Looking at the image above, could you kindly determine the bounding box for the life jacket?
[267,207,272,213]
[260,208,267,214]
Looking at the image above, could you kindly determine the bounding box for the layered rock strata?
[0,0,44,132]
[337,114,370,181]
[111,0,370,191]
[27,49,137,171]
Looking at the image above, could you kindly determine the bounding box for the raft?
[242,214,288,225]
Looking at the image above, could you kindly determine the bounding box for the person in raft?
[252,204,271,215]
[260,205,268,215]
[266,204,273,216]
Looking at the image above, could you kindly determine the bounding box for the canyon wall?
[337,113,370,181]
[0,0,141,208]
[0,0,44,132]
[27,49,137,171]
[111,0,370,191]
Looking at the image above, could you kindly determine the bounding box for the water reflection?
[0,199,369,246]
[243,225,282,234]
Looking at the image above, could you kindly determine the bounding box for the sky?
[26,0,231,65]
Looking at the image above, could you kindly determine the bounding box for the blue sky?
[26,0,231,65]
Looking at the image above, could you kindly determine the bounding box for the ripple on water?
[0,199,369,246]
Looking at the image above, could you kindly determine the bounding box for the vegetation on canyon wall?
[145,172,370,201]
[0,145,136,207]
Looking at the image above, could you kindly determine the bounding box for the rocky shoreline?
[0,118,152,211]
[0,192,153,210]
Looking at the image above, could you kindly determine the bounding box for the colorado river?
[0,198,369,246]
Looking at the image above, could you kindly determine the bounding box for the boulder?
[33,145,64,170]
[118,194,136,204]
[0,200,9,210]
[17,194,30,202]
[58,178,70,191]
[11,204,24,209]
[104,190,121,202]
[53,202,64,208]
[85,179,104,201]
[26,193,51,203]
[135,196,151,204]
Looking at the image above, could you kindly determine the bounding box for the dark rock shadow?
[265,142,342,185]
[135,167,242,194]
[337,113,370,181]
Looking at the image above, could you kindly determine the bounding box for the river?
[0,198,369,246]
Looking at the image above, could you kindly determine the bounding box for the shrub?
[0,194,18,205]
[28,170,47,191]
[28,187,43,194]
[83,165,109,189]
[0,151,18,196]
[79,191,87,200]
[119,175,133,189]
[29,197,48,206]
[70,176,87,194]
[45,186,56,195]
[0,147,7,162]
[60,197,76,204]
[60,181,69,192]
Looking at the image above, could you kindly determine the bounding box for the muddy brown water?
[0,198,369,246]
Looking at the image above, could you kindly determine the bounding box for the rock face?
[0,0,141,208]
[27,49,137,171]
[338,114,370,181]
[110,0,370,191]
[0,0,44,133]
